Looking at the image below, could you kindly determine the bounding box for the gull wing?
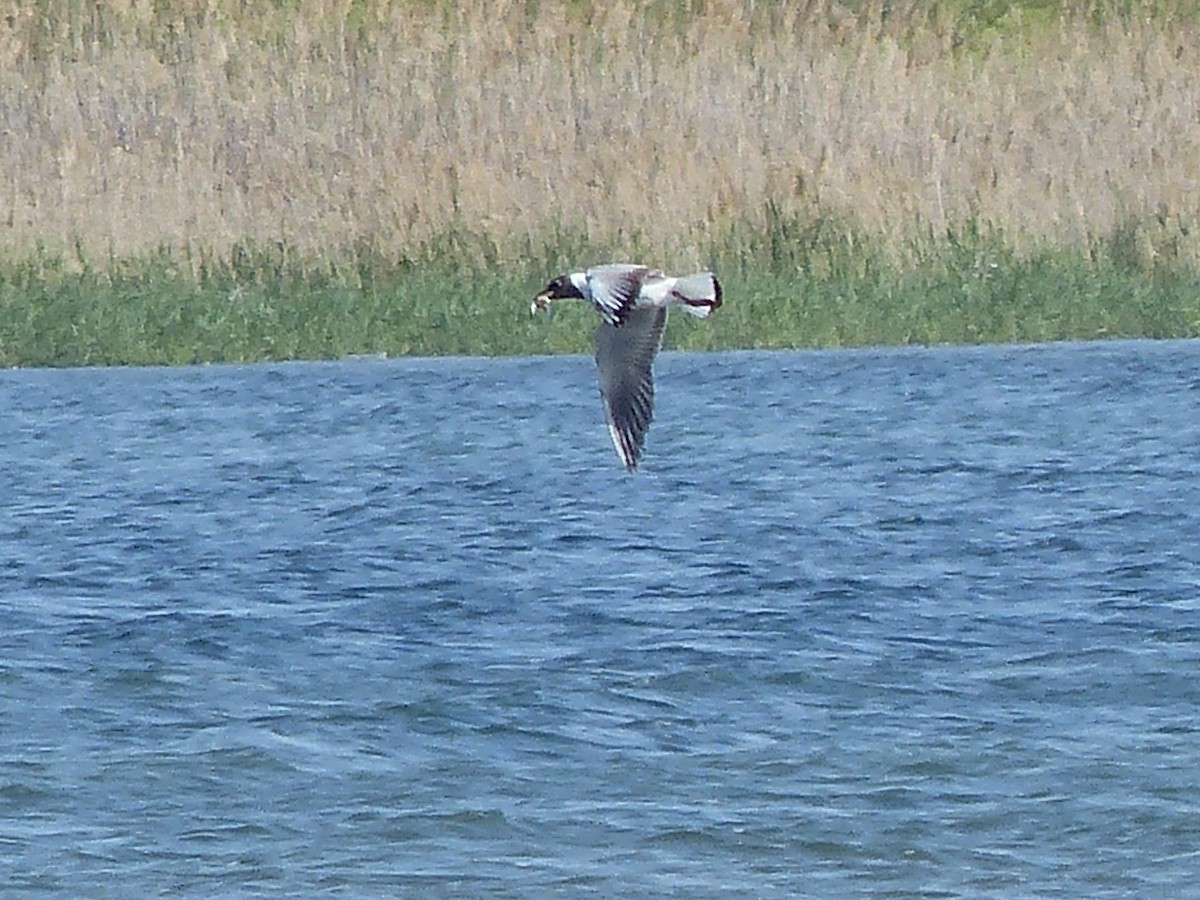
[586,264,657,326]
[594,305,668,470]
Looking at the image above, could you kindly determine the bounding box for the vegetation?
[2,0,1200,365]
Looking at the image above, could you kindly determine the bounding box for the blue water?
[3,340,1199,897]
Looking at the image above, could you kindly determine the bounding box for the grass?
[4,224,1198,367]
[2,0,1200,365]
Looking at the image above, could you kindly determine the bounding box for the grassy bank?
[4,225,1198,367]
[3,1,1200,364]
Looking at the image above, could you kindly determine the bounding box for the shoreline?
[4,2,1198,365]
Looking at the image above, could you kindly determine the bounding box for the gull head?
[531,273,585,315]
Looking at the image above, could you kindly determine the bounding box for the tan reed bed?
[2,0,1198,269]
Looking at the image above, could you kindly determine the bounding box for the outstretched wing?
[594,306,668,470]
[587,264,656,326]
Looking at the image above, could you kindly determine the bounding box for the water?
[3,340,1199,897]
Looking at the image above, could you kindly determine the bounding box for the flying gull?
[531,263,722,470]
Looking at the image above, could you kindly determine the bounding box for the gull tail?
[670,272,723,318]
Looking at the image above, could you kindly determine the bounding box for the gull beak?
[531,291,551,315]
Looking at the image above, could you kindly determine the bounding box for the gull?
[531,263,722,470]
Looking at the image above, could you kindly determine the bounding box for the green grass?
[3,222,1198,368]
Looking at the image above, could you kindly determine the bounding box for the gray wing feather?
[594,305,668,470]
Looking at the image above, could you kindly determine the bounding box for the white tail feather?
[670,272,722,318]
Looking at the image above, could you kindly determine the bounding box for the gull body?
[532,263,722,471]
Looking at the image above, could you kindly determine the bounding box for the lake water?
[3,340,1199,897]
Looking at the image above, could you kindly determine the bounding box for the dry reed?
[3,0,1200,273]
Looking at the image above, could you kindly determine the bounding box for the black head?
[537,274,585,302]
[532,273,586,313]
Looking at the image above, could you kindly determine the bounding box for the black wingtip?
[604,302,637,328]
